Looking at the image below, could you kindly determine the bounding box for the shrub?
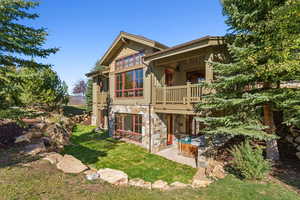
[230,140,271,180]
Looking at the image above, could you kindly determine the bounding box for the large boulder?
[295,136,300,144]
[15,133,32,143]
[205,159,226,179]
[56,155,88,173]
[129,178,152,189]
[23,142,46,155]
[192,177,213,188]
[43,152,63,164]
[296,152,300,160]
[45,123,71,151]
[152,180,170,191]
[192,167,213,188]
[97,168,128,185]
[170,181,189,189]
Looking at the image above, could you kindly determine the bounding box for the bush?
[230,140,271,180]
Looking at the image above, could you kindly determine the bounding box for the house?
[86,32,228,160]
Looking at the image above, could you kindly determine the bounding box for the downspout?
[143,58,152,153]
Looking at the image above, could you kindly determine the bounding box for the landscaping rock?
[97,168,128,185]
[205,159,226,179]
[129,178,152,189]
[152,180,170,191]
[295,136,300,144]
[296,146,300,152]
[170,181,188,189]
[192,177,213,188]
[84,169,98,175]
[24,142,46,155]
[29,129,43,139]
[286,135,294,143]
[35,122,47,130]
[296,152,300,160]
[56,155,88,174]
[15,133,32,143]
[86,173,100,181]
[43,152,63,164]
[45,123,71,151]
[193,167,206,180]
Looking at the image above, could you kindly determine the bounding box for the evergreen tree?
[19,67,69,110]
[196,0,300,161]
[0,0,58,109]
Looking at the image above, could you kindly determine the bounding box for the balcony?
[153,83,209,113]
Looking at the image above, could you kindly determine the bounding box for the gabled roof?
[144,36,225,62]
[85,65,109,77]
[98,31,168,66]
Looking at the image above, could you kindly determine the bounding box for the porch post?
[205,53,214,83]
[186,82,191,105]
[163,85,166,105]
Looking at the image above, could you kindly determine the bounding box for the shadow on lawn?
[271,159,300,194]
[63,129,123,166]
[0,146,40,168]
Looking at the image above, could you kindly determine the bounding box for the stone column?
[92,77,100,126]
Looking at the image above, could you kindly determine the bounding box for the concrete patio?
[156,146,197,168]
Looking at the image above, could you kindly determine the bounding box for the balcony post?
[163,85,166,105]
[187,82,191,105]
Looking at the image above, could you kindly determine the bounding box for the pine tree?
[196,0,300,161]
[19,67,69,110]
[0,0,58,109]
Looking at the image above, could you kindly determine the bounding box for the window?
[115,68,143,97]
[115,114,142,143]
[115,51,145,70]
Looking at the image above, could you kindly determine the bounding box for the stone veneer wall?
[108,104,168,153]
[150,112,168,152]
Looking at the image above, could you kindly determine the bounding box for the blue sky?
[32,0,228,93]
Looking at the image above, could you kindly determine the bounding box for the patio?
[156,145,198,168]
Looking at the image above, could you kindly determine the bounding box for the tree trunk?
[263,104,280,161]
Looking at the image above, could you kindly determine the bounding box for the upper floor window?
[115,69,143,97]
[115,51,145,70]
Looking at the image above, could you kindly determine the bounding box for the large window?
[115,114,142,143]
[115,68,143,97]
[115,51,145,70]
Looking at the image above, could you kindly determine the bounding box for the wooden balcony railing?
[155,83,209,105]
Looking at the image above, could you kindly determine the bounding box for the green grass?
[63,124,196,183]
[1,124,299,199]
[0,160,299,200]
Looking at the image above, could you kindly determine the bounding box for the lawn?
[1,125,299,200]
[63,124,196,183]
[0,159,299,200]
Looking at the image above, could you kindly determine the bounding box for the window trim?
[115,51,145,71]
[115,114,142,143]
[115,68,143,98]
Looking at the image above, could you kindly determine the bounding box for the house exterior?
[86,32,228,156]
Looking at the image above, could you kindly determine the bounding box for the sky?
[31,0,228,93]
